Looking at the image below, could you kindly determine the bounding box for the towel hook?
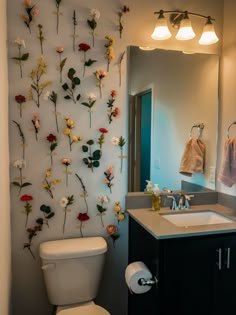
[189,123,204,138]
[227,121,236,138]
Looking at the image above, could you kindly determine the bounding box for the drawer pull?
[216,248,222,270]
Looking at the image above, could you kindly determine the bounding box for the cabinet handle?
[226,247,231,269]
[216,248,222,270]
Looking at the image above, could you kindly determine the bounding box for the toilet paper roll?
[125,261,153,294]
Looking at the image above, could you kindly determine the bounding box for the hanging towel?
[179,137,205,176]
[218,138,236,187]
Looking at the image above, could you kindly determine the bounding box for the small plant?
[111,136,126,173]
[20,0,39,34]
[94,69,107,98]
[107,90,119,124]
[46,91,59,133]
[46,134,58,167]
[78,43,97,77]
[113,201,125,224]
[118,5,130,38]
[63,117,81,151]
[39,204,55,227]
[72,10,78,52]
[62,68,81,103]
[104,36,115,72]
[42,168,61,199]
[31,113,40,141]
[81,93,96,128]
[87,9,100,47]
[20,194,33,227]
[37,24,44,54]
[12,37,29,78]
[15,94,26,118]
[82,140,101,172]
[103,165,114,193]
[56,46,67,83]
[96,195,109,227]
[12,159,32,196]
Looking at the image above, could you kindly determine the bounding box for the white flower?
[13,159,26,169]
[14,37,26,48]
[90,9,100,20]
[87,93,96,102]
[43,90,50,100]
[111,137,119,146]
[59,197,68,208]
[97,195,109,204]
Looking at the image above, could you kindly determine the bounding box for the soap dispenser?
[151,184,161,211]
[144,180,152,194]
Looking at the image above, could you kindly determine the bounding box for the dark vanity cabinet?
[128,217,236,315]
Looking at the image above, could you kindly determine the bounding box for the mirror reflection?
[128,46,219,192]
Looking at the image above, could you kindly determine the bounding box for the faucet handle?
[167,195,177,210]
[184,194,195,209]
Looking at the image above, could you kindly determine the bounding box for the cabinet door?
[160,236,220,315]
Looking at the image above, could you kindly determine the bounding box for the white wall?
[0,0,11,314]
[7,1,223,315]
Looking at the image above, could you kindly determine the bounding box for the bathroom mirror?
[128,46,219,192]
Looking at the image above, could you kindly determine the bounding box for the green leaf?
[64,95,71,100]
[85,59,97,67]
[12,181,20,187]
[72,77,80,85]
[76,94,81,101]
[87,19,97,30]
[31,84,37,90]
[21,53,29,61]
[81,102,90,108]
[46,212,55,219]
[21,182,32,188]
[83,157,89,165]
[40,205,51,213]
[60,57,67,70]
[50,143,57,151]
[12,57,21,61]
[68,68,76,80]
[36,217,44,225]
[62,83,69,91]
[93,150,101,160]
[87,139,94,145]
[97,204,106,213]
[82,145,88,152]
[93,161,100,168]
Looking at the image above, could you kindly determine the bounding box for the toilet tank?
[39,237,107,306]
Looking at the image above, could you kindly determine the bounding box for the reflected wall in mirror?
[128,46,219,192]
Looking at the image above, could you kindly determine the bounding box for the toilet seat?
[57,304,110,315]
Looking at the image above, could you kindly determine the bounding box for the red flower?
[122,5,130,13]
[78,43,91,52]
[113,107,119,117]
[46,133,57,142]
[15,95,26,104]
[111,90,116,98]
[20,194,33,201]
[77,212,90,221]
[99,127,108,133]
[106,224,116,235]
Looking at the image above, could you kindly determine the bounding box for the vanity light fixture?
[151,9,219,45]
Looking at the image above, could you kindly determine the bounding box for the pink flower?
[56,46,64,53]
[22,0,32,8]
[113,107,119,117]
[31,8,39,16]
[32,113,40,129]
[111,90,116,97]
[61,158,71,166]
[103,178,109,184]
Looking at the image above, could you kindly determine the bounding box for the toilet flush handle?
[41,263,56,270]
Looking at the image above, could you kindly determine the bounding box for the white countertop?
[127,204,236,239]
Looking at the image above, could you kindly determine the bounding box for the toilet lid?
[57,304,110,315]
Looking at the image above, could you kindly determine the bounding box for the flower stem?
[89,111,92,128]
[20,104,22,118]
[50,152,53,167]
[80,221,83,237]
[100,215,104,227]
[56,5,60,34]
[92,30,95,47]
[63,208,67,234]
[99,82,102,98]
[120,147,123,173]
[54,108,59,133]
[27,246,35,259]
[83,51,86,77]
[66,166,68,186]
[59,53,62,83]
[18,47,23,79]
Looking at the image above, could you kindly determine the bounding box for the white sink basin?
[161,210,234,227]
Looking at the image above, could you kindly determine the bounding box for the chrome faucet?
[167,195,177,210]
[178,194,195,209]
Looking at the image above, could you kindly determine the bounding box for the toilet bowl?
[57,302,110,315]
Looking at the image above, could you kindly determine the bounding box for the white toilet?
[39,236,110,315]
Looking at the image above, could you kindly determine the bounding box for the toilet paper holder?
[138,276,158,287]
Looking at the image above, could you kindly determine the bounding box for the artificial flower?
[60,195,74,234]
[24,225,41,259]
[12,37,29,78]
[39,204,55,228]
[107,90,119,124]
[15,94,26,118]
[87,8,100,47]
[42,168,61,199]
[75,173,89,213]
[56,46,67,83]
[111,136,126,173]
[61,157,72,186]
[82,139,101,172]
[29,56,51,108]
[62,68,81,103]
[113,201,125,224]
[118,50,125,86]
[97,127,108,152]
[12,120,26,160]
[12,159,31,196]
[31,113,40,141]
[63,117,81,151]
[72,10,78,52]
[103,165,114,193]
[106,224,120,247]
[118,5,130,38]
[46,91,59,133]
[104,36,115,72]
[78,43,97,77]
[54,0,62,34]
[37,24,44,54]
[20,0,39,34]
[20,194,33,227]
[46,133,57,167]
[77,212,90,238]
[96,195,109,227]
[94,69,107,98]
[81,93,96,128]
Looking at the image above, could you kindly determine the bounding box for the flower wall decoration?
[118,5,130,38]
[47,91,59,133]
[87,9,100,47]
[24,225,41,259]
[46,133,58,167]
[78,43,97,77]
[12,159,32,196]
[104,36,115,72]
[72,10,78,52]
[107,90,119,124]
[111,136,126,173]
[63,117,81,151]
[54,0,62,34]
[15,94,26,118]
[96,195,109,227]
[106,224,120,247]
[97,128,108,153]
[12,120,26,159]
[29,56,51,108]
[12,37,29,79]
[42,168,61,199]
[37,24,44,54]
[62,68,81,103]
[81,93,96,128]
[61,157,72,186]
[82,139,101,172]
[113,201,125,224]
[20,194,33,227]
[39,204,55,227]
[103,165,114,193]
[60,195,74,234]
[31,113,40,141]
[94,69,107,98]
[56,46,67,84]
[77,212,90,238]
[75,174,89,213]
[118,50,125,86]
[20,0,39,34]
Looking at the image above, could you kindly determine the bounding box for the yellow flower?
[42,182,48,189]
[52,178,61,184]
[45,168,52,177]
[113,201,121,212]
[71,135,81,142]
[117,212,125,221]
[65,117,74,127]
[63,127,71,135]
